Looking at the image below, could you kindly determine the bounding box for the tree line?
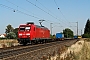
[5,24,74,39]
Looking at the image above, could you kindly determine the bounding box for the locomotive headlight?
[19,34,22,36]
[26,33,30,35]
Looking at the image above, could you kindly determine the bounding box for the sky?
[0,0,90,35]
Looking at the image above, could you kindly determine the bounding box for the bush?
[50,34,56,38]
[0,38,6,40]
[6,32,16,39]
[82,33,90,38]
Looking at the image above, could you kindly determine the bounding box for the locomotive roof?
[19,24,49,30]
[35,25,49,30]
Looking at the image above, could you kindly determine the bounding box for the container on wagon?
[74,36,78,39]
[56,33,64,38]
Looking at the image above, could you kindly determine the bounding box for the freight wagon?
[74,35,82,39]
[55,33,64,40]
[74,36,78,39]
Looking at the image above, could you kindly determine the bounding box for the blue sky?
[0,0,90,35]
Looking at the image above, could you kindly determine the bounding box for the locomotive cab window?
[25,27,30,31]
[20,27,25,31]
[25,27,30,30]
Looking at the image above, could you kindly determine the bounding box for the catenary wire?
[4,0,58,24]
[0,4,40,19]
[26,0,65,24]
[4,0,43,19]
[54,0,76,32]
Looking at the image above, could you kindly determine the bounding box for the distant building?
[0,34,6,38]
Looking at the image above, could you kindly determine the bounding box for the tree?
[5,24,14,34]
[63,28,74,38]
[82,33,90,38]
[84,19,90,34]
[13,28,18,38]
[5,24,17,39]
[83,19,90,38]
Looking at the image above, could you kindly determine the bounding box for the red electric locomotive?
[18,22,50,45]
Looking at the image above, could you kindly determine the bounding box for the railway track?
[0,39,78,60]
[0,38,74,52]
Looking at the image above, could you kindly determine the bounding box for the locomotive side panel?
[35,26,50,39]
[35,27,41,39]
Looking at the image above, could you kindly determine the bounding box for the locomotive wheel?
[31,40,35,45]
[35,40,38,44]
[23,42,27,45]
[40,40,44,44]
[43,40,46,43]
[41,40,44,44]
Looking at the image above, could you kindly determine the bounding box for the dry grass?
[61,38,90,60]
[46,38,90,60]
[75,39,90,60]
[0,39,19,48]
[0,39,18,43]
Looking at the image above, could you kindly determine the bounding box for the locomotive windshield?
[25,27,30,31]
[25,27,30,30]
[19,26,30,31]
[20,27,25,31]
